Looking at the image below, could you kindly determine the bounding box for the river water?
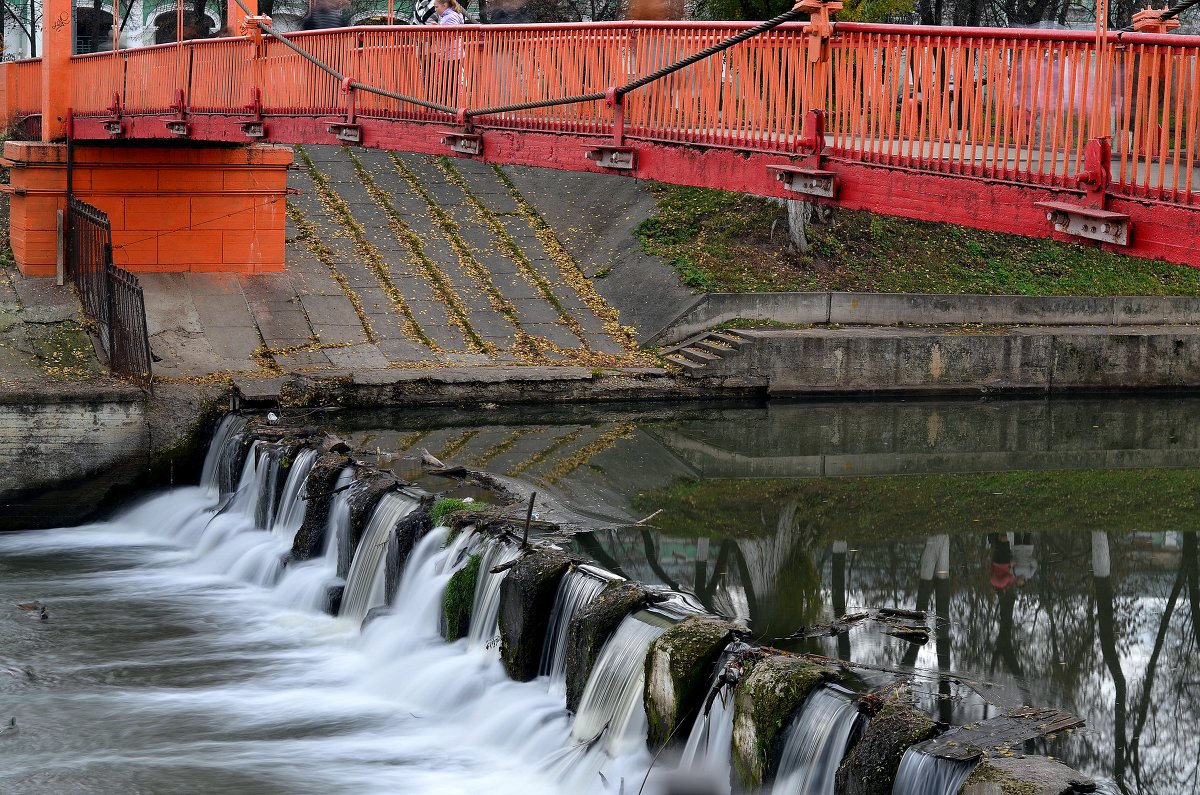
[2,397,1198,794]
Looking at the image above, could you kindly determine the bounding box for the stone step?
[676,346,722,364]
[664,353,706,375]
[709,332,748,349]
[693,339,732,357]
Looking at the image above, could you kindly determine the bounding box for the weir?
[0,415,1112,795]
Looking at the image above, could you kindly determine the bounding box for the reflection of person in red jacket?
[989,533,1015,591]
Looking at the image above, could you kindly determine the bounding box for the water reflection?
[328,397,1200,793]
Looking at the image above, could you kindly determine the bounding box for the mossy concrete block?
[961,756,1095,795]
[442,553,482,641]
[644,615,735,748]
[290,452,350,560]
[342,473,396,578]
[835,688,937,795]
[564,581,649,712]
[384,508,433,607]
[732,655,835,790]
[498,549,572,682]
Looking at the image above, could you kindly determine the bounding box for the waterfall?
[571,613,668,757]
[539,567,609,696]
[678,646,741,794]
[273,467,355,612]
[469,538,522,651]
[200,413,247,498]
[339,492,419,624]
[891,748,977,795]
[771,686,862,795]
[270,448,318,540]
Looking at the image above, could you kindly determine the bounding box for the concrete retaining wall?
[649,292,1200,345]
[713,326,1200,396]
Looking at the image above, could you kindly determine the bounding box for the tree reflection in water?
[584,484,1200,793]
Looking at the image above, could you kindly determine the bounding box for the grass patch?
[442,553,482,641]
[432,497,476,526]
[636,183,1200,296]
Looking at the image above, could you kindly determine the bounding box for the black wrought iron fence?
[66,197,153,387]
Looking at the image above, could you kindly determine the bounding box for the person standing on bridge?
[430,0,466,24]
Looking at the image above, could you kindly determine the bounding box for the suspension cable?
[228,0,806,122]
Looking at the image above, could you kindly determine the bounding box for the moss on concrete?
[835,687,937,795]
[732,655,836,789]
[644,615,735,748]
[564,580,649,712]
[443,553,482,641]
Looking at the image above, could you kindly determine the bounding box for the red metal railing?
[6,58,43,118]
[2,21,1197,206]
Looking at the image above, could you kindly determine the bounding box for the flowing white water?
[678,646,740,795]
[274,468,356,612]
[468,539,522,651]
[771,686,861,795]
[539,568,609,697]
[338,492,419,624]
[891,748,977,795]
[200,413,248,498]
[0,432,663,795]
[270,448,319,540]
[571,613,668,757]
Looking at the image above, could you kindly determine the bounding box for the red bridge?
[1,0,1198,275]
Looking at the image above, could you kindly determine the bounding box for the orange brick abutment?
[3,141,293,278]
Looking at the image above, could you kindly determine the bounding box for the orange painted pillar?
[227,0,258,36]
[40,0,73,140]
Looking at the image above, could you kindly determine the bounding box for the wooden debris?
[917,708,1085,761]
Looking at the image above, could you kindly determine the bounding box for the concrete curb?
[646,292,1200,346]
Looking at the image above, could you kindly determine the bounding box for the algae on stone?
[732,655,835,790]
[498,549,571,682]
[834,687,937,795]
[644,615,735,748]
[443,553,482,641]
[564,581,649,712]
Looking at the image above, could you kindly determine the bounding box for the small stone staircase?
[663,329,755,376]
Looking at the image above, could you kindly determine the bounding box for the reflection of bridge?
[1,3,1198,273]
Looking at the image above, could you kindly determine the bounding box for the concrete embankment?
[676,325,1200,396]
[650,291,1200,345]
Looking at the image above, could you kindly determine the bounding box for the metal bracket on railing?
[769,165,838,199]
[165,89,190,137]
[102,92,124,138]
[242,88,266,138]
[795,0,842,63]
[769,110,836,198]
[1132,6,1180,33]
[1034,137,1130,245]
[241,14,272,51]
[584,144,636,170]
[327,123,361,143]
[1035,202,1131,246]
[441,131,482,156]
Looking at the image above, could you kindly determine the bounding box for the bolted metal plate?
[166,120,189,136]
[103,120,123,137]
[441,134,481,156]
[241,122,265,138]
[1036,201,1130,246]
[328,124,361,143]
[584,146,636,170]
[768,165,837,198]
